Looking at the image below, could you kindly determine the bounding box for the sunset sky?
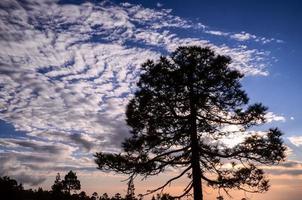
[0,0,302,199]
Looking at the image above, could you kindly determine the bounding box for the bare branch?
[143,166,192,196]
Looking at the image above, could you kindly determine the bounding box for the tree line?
[0,171,174,200]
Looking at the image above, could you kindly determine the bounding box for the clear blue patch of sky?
[0,120,26,138]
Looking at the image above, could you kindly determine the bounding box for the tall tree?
[63,170,81,194]
[95,46,286,200]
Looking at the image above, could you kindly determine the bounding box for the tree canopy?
[63,170,81,194]
[95,46,286,200]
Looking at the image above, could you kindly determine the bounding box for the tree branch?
[143,166,192,196]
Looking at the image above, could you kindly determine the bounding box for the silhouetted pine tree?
[95,46,286,200]
[52,173,64,194]
[63,170,81,195]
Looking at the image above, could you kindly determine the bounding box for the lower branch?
[143,166,192,196]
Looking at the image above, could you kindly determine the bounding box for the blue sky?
[0,0,302,199]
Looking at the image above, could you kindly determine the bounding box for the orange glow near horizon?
[35,171,302,200]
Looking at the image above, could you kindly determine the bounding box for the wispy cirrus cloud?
[205,29,283,44]
[288,136,302,147]
[230,32,257,41]
[0,0,285,185]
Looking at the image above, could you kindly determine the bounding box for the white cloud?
[205,30,228,36]
[156,2,163,7]
[231,32,257,41]
[288,136,302,147]
[230,31,282,45]
[265,112,286,123]
[276,39,284,43]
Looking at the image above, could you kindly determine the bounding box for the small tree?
[78,191,88,200]
[100,193,110,200]
[113,193,122,200]
[63,170,81,194]
[95,46,286,200]
[91,192,99,200]
[51,173,64,193]
[159,193,174,200]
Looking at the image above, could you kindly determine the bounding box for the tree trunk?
[189,74,203,200]
[190,112,203,200]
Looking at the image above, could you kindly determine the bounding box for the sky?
[0,0,301,199]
